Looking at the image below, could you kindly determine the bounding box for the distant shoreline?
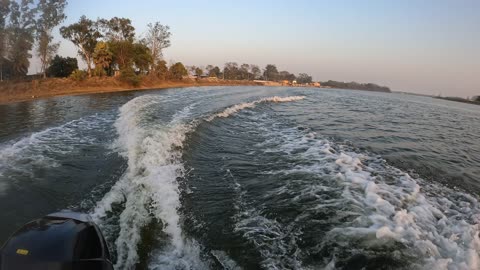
[0,78,263,105]
[434,96,480,106]
[0,78,394,105]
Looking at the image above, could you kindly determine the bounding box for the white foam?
[206,96,305,121]
[256,121,480,269]
[0,114,112,180]
[91,95,205,269]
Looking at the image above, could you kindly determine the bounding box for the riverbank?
[0,77,262,104]
[435,96,480,106]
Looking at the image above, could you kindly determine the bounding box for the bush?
[120,67,141,87]
[69,70,87,81]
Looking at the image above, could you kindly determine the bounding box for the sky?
[30,0,480,97]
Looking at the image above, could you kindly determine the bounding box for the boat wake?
[91,95,305,269]
[232,115,480,270]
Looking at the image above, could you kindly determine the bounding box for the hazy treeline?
[321,80,391,92]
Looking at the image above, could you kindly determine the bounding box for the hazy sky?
[31,0,480,97]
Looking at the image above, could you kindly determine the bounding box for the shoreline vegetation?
[0,1,392,105]
[435,96,480,106]
[0,76,393,105]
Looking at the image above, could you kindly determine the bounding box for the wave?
[240,119,480,269]
[0,113,113,185]
[206,96,305,121]
[91,95,304,269]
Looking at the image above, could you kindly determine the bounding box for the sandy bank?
[0,77,262,105]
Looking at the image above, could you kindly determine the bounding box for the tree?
[132,42,151,74]
[152,59,168,80]
[195,67,203,77]
[250,65,261,80]
[143,22,171,69]
[36,0,67,78]
[223,62,239,80]
[92,41,112,75]
[47,54,77,77]
[278,71,296,81]
[296,73,312,84]
[263,64,278,81]
[6,0,36,78]
[208,66,221,78]
[0,0,11,73]
[99,18,136,70]
[98,17,135,42]
[240,63,250,80]
[60,15,101,77]
[169,62,187,80]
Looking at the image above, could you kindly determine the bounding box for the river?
[0,86,479,269]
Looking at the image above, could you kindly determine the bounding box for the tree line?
[189,63,314,84]
[0,0,67,79]
[321,80,391,92]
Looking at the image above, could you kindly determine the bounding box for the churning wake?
[230,112,480,270]
[90,95,305,269]
[0,113,114,193]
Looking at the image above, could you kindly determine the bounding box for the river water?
[0,86,479,269]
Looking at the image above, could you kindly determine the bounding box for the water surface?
[0,87,479,270]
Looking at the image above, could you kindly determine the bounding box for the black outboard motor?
[0,211,113,270]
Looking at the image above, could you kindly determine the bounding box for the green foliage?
[47,55,78,77]
[120,66,140,86]
[263,64,279,81]
[69,69,87,81]
[132,43,151,74]
[195,67,203,77]
[93,41,112,75]
[169,62,187,80]
[60,15,101,77]
[223,62,239,80]
[0,0,10,77]
[321,80,391,92]
[296,73,312,84]
[278,71,296,81]
[6,0,36,78]
[207,66,221,77]
[98,17,135,41]
[36,0,67,78]
[152,60,168,80]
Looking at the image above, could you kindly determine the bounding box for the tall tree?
[99,17,136,71]
[132,42,151,74]
[92,41,112,75]
[169,62,187,80]
[0,0,11,80]
[208,66,221,78]
[194,67,203,77]
[36,0,67,78]
[223,62,239,80]
[297,73,312,84]
[240,63,250,80]
[98,17,135,42]
[263,64,278,81]
[60,15,101,77]
[143,22,171,69]
[7,0,36,78]
[152,59,168,80]
[250,65,261,80]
